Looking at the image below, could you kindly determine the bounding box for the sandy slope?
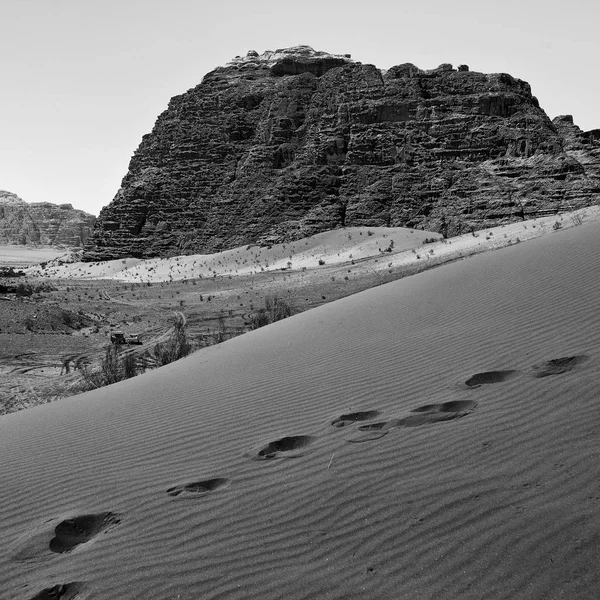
[2,220,600,599]
[29,226,442,282]
[28,207,600,286]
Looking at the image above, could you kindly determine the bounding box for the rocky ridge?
[0,191,96,247]
[84,45,600,260]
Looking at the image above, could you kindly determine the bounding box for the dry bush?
[79,345,144,389]
[571,213,583,226]
[0,387,60,415]
[153,313,193,367]
[249,295,295,330]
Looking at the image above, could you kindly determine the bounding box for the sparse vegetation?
[79,345,143,388]
[78,314,193,389]
[4,212,593,412]
[0,267,25,278]
[153,314,192,367]
[248,295,295,330]
[380,240,395,253]
[0,280,55,297]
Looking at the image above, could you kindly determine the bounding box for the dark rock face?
[0,191,96,247]
[83,46,600,260]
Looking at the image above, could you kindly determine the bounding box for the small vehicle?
[110,331,142,345]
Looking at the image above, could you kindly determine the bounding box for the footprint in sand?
[396,400,477,427]
[348,420,398,442]
[531,354,589,378]
[356,421,390,432]
[167,478,230,498]
[331,410,381,428]
[11,513,120,562]
[49,513,121,554]
[252,435,316,460]
[29,582,83,600]
[349,400,477,442]
[464,370,519,388]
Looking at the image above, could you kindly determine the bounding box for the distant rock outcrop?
[83,45,600,260]
[0,191,96,247]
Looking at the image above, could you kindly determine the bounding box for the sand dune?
[28,208,600,287]
[3,219,600,598]
[29,226,439,282]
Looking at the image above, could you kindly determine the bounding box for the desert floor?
[1,211,600,598]
[0,245,70,267]
[2,226,445,410]
[2,209,596,412]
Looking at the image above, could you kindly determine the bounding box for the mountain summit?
[83,46,600,260]
[0,190,95,247]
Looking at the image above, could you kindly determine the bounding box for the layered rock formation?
[84,46,600,260]
[0,191,96,247]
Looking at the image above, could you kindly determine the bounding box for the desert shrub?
[60,309,75,328]
[99,345,124,384]
[571,213,583,226]
[211,313,228,344]
[80,345,141,388]
[153,314,192,367]
[249,309,271,329]
[122,352,140,379]
[1,386,60,415]
[15,282,34,296]
[0,280,56,296]
[0,267,25,278]
[249,295,295,330]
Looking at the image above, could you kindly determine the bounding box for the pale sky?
[2,0,598,216]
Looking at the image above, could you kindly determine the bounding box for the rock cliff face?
[0,191,96,247]
[84,46,600,260]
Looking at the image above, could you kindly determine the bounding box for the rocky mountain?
[83,46,600,260]
[0,191,96,247]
